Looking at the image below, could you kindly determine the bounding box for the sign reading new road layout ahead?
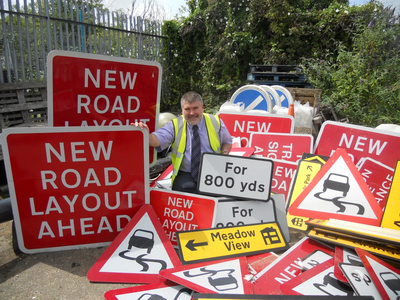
[176,222,288,264]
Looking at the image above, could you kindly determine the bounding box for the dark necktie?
[191,125,201,181]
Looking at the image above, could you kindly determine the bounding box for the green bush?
[302,2,400,126]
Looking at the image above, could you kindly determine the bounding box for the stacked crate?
[247,64,312,88]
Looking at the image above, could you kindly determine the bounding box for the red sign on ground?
[218,112,294,148]
[149,189,218,247]
[315,121,400,169]
[1,126,149,253]
[250,132,313,162]
[47,50,161,165]
[252,237,334,295]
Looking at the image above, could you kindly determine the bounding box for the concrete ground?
[0,220,136,300]
[0,218,306,300]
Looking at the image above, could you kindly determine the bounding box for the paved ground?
[0,217,306,300]
[0,220,136,300]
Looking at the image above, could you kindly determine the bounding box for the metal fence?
[0,0,166,83]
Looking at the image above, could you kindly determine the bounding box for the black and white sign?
[339,263,381,299]
[215,194,289,241]
[198,153,273,201]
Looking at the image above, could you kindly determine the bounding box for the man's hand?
[131,121,149,131]
[130,122,161,148]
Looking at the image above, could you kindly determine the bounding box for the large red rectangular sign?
[315,121,400,169]
[1,126,149,253]
[47,50,161,165]
[217,112,294,148]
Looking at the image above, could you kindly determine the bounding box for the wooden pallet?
[249,64,302,74]
[0,81,47,132]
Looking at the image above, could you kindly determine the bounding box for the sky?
[105,0,400,20]
[105,0,188,19]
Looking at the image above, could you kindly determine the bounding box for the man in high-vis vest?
[134,91,232,193]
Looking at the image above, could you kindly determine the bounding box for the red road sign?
[1,126,148,253]
[252,237,334,295]
[271,159,298,201]
[289,149,383,226]
[315,121,400,169]
[159,257,253,294]
[149,189,218,247]
[357,158,394,210]
[217,112,294,148]
[279,259,355,296]
[47,50,161,165]
[250,132,313,162]
[88,204,181,284]
[356,248,400,300]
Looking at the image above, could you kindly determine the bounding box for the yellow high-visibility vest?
[171,113,221,185]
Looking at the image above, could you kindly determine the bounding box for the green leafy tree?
[302,2,400,126]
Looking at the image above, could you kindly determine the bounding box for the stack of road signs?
[305,219,400,261]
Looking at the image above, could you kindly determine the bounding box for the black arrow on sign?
[394,221,400,228]
[307,165,313,171]
[185,239,208,251]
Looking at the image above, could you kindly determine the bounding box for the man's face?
[182,100,204,125]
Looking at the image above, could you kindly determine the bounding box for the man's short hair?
[181,91,203,107]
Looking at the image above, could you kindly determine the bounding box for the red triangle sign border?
[288,148,383,226]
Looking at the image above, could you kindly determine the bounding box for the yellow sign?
[381,160,400,230]
[307,218,400,246]
[287,158,323,231]
[177,222,288,264]
[308,228,400,261]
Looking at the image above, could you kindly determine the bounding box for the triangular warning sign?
[87,204,181,283]
[280,259,355,296]
[104,280,193,300]
[288,148,383,226]
[159,257,253,294]
[356,248,400,300]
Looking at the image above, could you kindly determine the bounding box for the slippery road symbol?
[183,267,238,291]
[314,173,365,215]
[119,228,167,272]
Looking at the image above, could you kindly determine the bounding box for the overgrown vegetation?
[161,0,400,126]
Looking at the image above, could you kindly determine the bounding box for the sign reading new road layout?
[176,222,288,264]
[198,153,274,201]
[1,126,149,253]
[47,50,161,165]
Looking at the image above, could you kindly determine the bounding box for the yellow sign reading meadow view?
[176,222,288,264]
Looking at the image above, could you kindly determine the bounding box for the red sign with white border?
[88,204,181,284]
[252,237,334,295]
[250,132,313,162]
[149,189,218,247]
[47,50,161,165]
[357,158,394,210]
[104,280,193,300]
[218,112,294,148]
[279,259,355,296]
[288,148,384,226]
[1,126,148,253]
[159,256,253,294]
[315,121,400,169]
[356,247,400,300]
